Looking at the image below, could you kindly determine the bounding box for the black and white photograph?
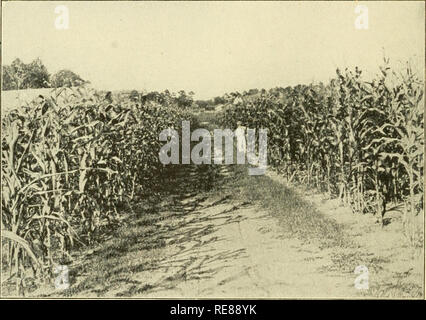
[0,0,424,300]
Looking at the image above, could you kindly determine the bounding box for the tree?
[23,58,50,89]
[2,58,50,90]
[51,69,87,88]
[129,90,140,102]
[176,90,194,109]
[213,96,226,105]
[195,100,209,109]
[2,65,17,90]
[2,58,89,91]
[2,58,27,90]
[248,88,259,96]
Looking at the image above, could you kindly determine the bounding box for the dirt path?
[36,116,422,299]
[130,196,357,298]
[266,171,424,298]
[59,161,422,298]
[73,164,361,298]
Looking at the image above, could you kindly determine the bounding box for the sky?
[2,1,425,99]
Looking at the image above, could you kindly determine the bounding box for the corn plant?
[221,59,423,238]
[1,86,193,295]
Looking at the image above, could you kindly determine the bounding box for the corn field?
[1,86,192,294]
[222,61,424,242]
[1,61,424,296]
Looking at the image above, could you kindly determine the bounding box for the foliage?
[221,60,424,241]
[176,90,194,109]
[51,70,87,88]
[1,86,192,294]
[2,58,50,90]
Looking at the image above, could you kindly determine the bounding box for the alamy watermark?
[54,5,69,30]
[159,121,268,175]
[54,264,70,290]
[354,265,369,290]
[355,4,368,30]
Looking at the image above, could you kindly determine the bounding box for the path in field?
[102,163,359,298]
[56,117,422,299]
[75,119,363,298]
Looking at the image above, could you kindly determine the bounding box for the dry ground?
[23,161,423,299]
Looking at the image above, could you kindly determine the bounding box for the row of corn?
[1,86,192,294]
[222,60,423,243]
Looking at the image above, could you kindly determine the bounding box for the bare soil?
[26,161,423,299]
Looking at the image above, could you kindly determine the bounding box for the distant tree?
[10,58,27,89]
[1,58,90,91]
[142,91,162,104]
[195,100,209,109]
[176,90,194,109]
[2,65,17,90]
[23,58,50,89]
[213,96,226,105]
[105,91,113,103]
[2,58,50,90]
[129,90,140,102]
[51,69,87,88]
[248,88,259,96]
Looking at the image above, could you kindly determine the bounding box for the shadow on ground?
[52,161,249,297]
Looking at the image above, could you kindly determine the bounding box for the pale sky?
[2,1,424,99]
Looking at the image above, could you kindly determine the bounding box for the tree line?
[2,58,88,91]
